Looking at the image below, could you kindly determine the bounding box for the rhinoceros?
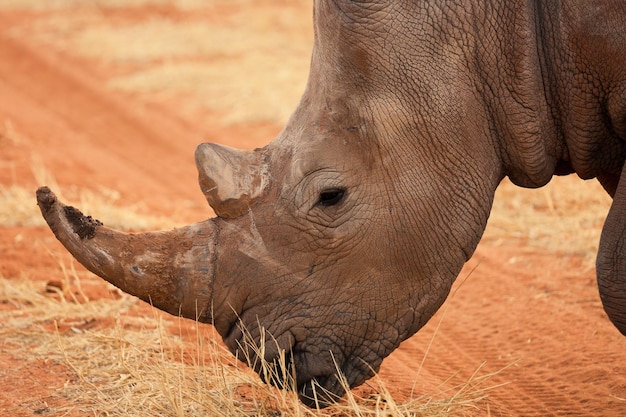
[37,0,625,407]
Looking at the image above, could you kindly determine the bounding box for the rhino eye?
[317,188,346,207]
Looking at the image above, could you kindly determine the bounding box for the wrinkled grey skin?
[37,0,626,407]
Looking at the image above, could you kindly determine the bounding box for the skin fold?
[37,0,626,407]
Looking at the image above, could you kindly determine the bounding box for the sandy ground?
[1,2,626,416]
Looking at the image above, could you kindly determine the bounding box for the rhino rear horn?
[195,143,270,219]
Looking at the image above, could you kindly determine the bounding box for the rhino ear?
[195,143,269,219]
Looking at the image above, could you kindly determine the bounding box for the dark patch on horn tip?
[36,186,56,213]
[63,205,103,240]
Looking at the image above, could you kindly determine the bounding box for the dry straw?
[485,176,611,265]
[0,266,505,416]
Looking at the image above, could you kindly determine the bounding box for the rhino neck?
[466,0,567,188]
[531,1,626,185]
[473,1,626,188]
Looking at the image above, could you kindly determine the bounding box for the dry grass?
[9,0,312,126]
[0,267,503,417]
[484,176,611,265]
[0,0,209,10]
[0,120,187,231]
[0,167,181,230]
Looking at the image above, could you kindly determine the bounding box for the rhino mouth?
[260,347,347,408]
[296,372,346,409]
[225,322,351,408]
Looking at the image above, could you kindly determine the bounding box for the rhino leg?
[597,166,626,335]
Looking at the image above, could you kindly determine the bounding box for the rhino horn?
[195,143,269,219]
[36,186,217,321]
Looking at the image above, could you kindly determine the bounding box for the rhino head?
[37,0,626,407]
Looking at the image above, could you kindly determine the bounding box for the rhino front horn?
[35,186,218,320]
[195,143,269,219]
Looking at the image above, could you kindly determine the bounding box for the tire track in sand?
[378,246,626,416]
